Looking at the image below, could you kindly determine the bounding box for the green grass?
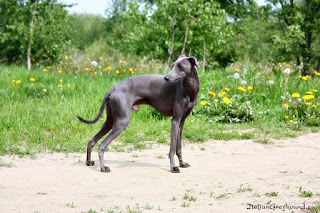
[1,63,320,155]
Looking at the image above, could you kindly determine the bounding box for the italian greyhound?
[77,55,200,173]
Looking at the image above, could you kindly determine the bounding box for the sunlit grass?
[1,60,320,155]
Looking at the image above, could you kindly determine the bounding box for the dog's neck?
[183,67,200,105]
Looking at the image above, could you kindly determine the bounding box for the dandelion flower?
[284,115,289,119]
[283,68,292,74]
[91,61,98,66]
[58,84,63,88]
[290,120,294,123]
[247,86,253,91]
[60,79,63,82]
[99,57,103,60]
[65,56,69,60]
[58,70,63,74]
[302,95,314,100]
[291,93,300,98]
[208,91,216,96]
[16,80,21,84]
[219,92,226,97]
[30,78,35,82]
[282,103,290,108]
[313,90,318,93]
[223,97,230,105]
[233,73,240,79]
[200,101,207,106]
[237,87,246,92]
[116,70,120,74]
[235,68,240,72]
[302,76,308,80]
[43,69,47,72]
[306,102,311,106]
[306,91,313,95]
[67,84,71,88]
[225,87,230,92]
[312,104,316,108]
[85,68,91,72]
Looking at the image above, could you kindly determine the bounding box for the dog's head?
[164,56,199,82]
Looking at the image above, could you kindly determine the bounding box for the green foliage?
[69,14,106,50]
[0,0,72,64]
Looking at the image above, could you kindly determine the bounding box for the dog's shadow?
[74,160,169,172]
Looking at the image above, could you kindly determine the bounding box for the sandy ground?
[1,133,320,213]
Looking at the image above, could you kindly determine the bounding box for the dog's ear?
[188,56,199,67]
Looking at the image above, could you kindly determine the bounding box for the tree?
[0,0,72,66]
[267,0,320,73]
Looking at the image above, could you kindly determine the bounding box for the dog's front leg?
[169,118,180,173]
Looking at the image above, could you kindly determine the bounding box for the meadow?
[1,56,320,156]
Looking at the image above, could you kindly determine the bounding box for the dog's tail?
[76,94,109,124]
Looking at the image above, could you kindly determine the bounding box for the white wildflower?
[268,80,274,85]
[283,68,292,74]
[233,73,240,79]
[241,80,247,85]
[43,89,47,92]
[91,61,98,66]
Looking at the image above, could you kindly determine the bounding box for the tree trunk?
[180,23,189,56]
[165,17,176,74]
[27,3,37,70]
[316,57,320,72]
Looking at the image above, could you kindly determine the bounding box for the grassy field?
[1,59,320,156]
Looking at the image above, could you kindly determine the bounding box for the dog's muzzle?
[164,76,169,81]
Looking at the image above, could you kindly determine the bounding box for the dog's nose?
[164,76,169,81]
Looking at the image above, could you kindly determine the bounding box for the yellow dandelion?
[200,101,207,106]
[67,84,71,88]
[12,80,16,83]
[129,68,134,72]
[313,90,318,93]
[94,72,97,75]
[116,70,120,74]
[306,102,311,106]
[64,56,69,60]
[234,68,240,72]
[312,104,316,108]
[223,97,230,105]
[58,84,63,88]
[302,76,308,80]
[85,68,91,72]
[105,58,108,62]
[43,69,47,72]
[306,91,313,95]
[99,57,103,60]
[209,91,216,96]
[47,66,51,69]
[16,80,21,84]
[311,116,314,119]
[302,95,315,100]
[30,78,35,82]
[291,93,300,98]
[225,87,230,92]
[59,79,63,82]
[123,61,128,65]
[219,92,226,97]
[290,120,294,123]
[58,70,63,74]
[237,87,246,92]
[284,115,289,119]
[247,86,253,91]
[282,103,290,108]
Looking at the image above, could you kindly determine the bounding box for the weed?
[183,193,197,201]
[237,184,253,193]
[181,202,190,208]
[265,192,278,197]
[66,202,75,208]
[299,186,313,197]
[0,159,13,167]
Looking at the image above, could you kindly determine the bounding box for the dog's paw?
[180,162,191,168]
[171,167,180,173]
[101,166,111,173]
[86,161,95,166]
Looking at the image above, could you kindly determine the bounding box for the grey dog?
[77,55,200,173]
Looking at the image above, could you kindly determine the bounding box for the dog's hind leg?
[98,96,130,172]
[86,106,113,166]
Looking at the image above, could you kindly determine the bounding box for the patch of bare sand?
[1,133,320,213]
